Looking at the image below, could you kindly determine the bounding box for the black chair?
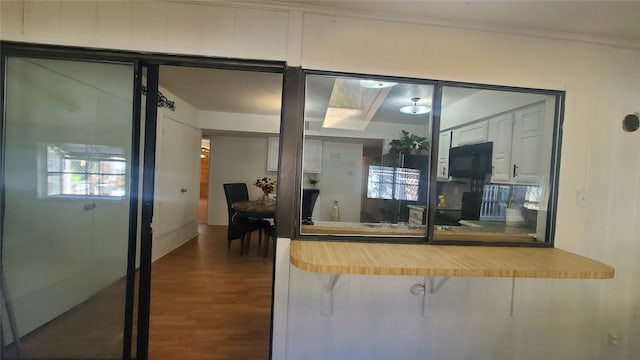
[262,223,276,258]
[223,183,267,254]
[301,188,320,225]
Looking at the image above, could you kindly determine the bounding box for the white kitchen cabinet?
[487,102,545,185]
[268,137,323,173]
[267,137,279,172]
[511,103,544,184]
[303,138,323,173]
[489,113,514,183]
[451,120,489,147]
[437,130,452,180]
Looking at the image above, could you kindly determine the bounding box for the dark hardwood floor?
[3,224,273,360]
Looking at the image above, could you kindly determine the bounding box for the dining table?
[231,200,276,256]
[231,200,276,219]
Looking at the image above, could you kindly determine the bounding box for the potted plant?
[389,130,429,155]
[307,174,320,188]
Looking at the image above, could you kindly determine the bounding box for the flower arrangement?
[389,130,429,154]
[254,177,277,196]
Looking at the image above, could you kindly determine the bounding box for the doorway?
[199,138,211,224]
[145,64,283,359]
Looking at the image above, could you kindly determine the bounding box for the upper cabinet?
[488,113,514,183]
[303,139,323,173]
[443,102,546,185]
[268,137,323,173]
[451,120,489,147]
[437,130,452,180]
[488,102,545,184]
[510,104,545,184]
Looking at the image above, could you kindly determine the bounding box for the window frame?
[289,70,564,247]
[43,143,127,199]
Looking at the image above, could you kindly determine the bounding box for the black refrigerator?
[376,152,429,223]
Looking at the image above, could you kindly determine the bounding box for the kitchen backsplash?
[437,181,541,222]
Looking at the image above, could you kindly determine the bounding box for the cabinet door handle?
[513,164,518,178]
[180,188,187,193]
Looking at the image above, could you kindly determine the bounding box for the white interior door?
[155,114,201,236]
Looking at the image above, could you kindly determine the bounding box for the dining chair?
[262,223,276,257]
[223,183,267,254]
[301,188,320,225]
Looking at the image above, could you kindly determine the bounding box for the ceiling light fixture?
[360,79,398,89]
[400,97,431,115]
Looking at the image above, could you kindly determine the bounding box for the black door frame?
[0,42,145,360]
[0,41,287,360]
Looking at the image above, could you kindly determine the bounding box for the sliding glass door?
[1,52,141,359]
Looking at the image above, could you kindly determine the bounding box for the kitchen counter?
[290,240,614,279]
[434,220,537,243]
[301,220,538,243]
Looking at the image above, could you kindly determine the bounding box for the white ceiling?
[159,1,640,121]
[159,66,284,115]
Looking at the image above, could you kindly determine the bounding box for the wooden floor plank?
[3,224,272,360]
[148,225,272,360]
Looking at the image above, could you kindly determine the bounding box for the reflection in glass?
[436,85,559,243]
[2,57,134,359]
[367,166,421,201]
[301,74,433,237]
[45,143,126,198]
[299,74,560,243]
[367,166,395,200]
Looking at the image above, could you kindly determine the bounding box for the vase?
[408,148,417,155]
[330,200,341,222]
[261,194,270,205]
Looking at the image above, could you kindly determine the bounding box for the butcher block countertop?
[290,240,614,279]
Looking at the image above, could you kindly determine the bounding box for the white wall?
[208,135,277,225]
[294,12,640,360]
[2,1,640,359]
[199,111,280,134]
[310,141,363,222]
